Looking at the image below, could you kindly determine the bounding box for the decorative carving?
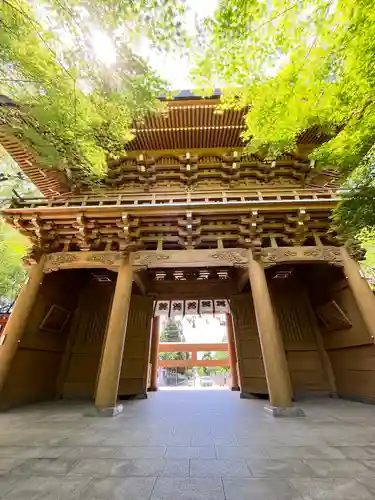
[208,250,248,266]
[303,248,322,257]
[261,246,343,266]
[261,248,278,262]
[43,253,78,273]
[322,247,342,261]
[87,253,123,267]
[132,253,171,266]
[283,250,298,257]
[43,251,123,273]
[46,253,78,265]
[132,248,248,268]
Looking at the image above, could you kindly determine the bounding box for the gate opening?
[153,313,236,391]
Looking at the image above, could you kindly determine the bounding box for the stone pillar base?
[119,393,148,400]
[133,393,148,400]
[264,405,305,417]
[231,386,240,392]
[240,392,257,399]
[86,404,124,417]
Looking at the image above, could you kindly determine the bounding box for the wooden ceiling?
[126,101,330,152]
[126,101,246,150]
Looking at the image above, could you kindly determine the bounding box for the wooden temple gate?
[0,244,373,416]
[1,93,375,416]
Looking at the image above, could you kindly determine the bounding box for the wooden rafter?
[0,128,70,196]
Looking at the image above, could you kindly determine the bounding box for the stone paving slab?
[246,458,316,477]
[165,446,216,459]
[150,477,225,500]
[78,477,157,500]
[0,392,374,498]
[223,478,303,500]
[115,446,167,459]
[290,477,375,499]
[0,475,91,500]
[190,458,251,477]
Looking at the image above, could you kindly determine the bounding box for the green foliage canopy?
[193,0,375,234]
[0,0,187,185]
[0,149,35,305]
[0,222,28,307]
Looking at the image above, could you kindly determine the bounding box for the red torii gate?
[0,314,9,342]
[158,342,230,368]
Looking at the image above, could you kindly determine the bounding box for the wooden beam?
[159,342,228,352]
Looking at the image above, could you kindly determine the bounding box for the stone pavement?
[1,391,375,498]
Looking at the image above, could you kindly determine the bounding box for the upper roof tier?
[125,92,329,152]
[0,92,335,197]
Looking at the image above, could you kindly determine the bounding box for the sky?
[182,315,226,343]
[161,314,226,343]
[140,0,219,89]
[91,0,218,89]
[33,0,218,90]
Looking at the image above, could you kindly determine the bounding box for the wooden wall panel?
[287,351,329,392]
[119,295,154,397]
[62,280,114,399]
[329,345,375,401]
[0,351,62,407]
[317,279,375,402]
[231,293,268,395]
[271,276,331,395]
[241,358,266,379]
[0,271,83,409]
[62,354,101,398]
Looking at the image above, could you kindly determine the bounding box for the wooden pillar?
[225,313,240,390]
[95,256,133,413]
[149,316,160,391]
[248,255,293,409]
[0,255,46,392]
[341,247,375,341]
